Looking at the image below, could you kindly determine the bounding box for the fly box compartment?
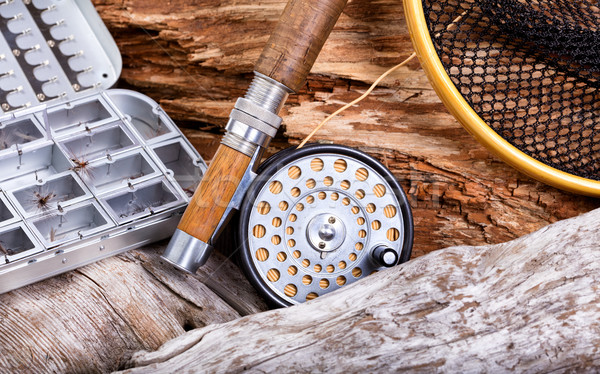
[0,0,207,293]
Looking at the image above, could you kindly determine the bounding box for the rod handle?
[255,0,348,92]
[177,144,251,242]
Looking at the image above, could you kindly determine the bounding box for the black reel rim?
[238,143,414,308]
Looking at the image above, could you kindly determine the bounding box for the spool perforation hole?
[326,265,335,273]
[371,220,381,230]
[387,228,400,241]
[293,250,301,258]
[286,227,294,235]
[342,198,350,206]
[349,253,357,261]
[358,230,367,238]
[306,179,316,189]
[253,225,266,238]
[318,191,326,200]
[257,201,270,215]
[277,252,287,262]
[255,248,269,261]
[355,189,365,199]
[352,267,363,278]
[324,176,333,186]
[351,206,360,215]
[336,276,347,286]
[331,192,339,201]
[288,166,301,180]
[338,261,347,269]
[314,264,322,272]
[306,292,318,301]
[279,201,289,211]
[302,259,311,267]
[287,239,296,247]
[272,217,282,227]
[302,275,313,285]
[291,188,301,197]
[341,180,351,190]
[284,284,297,297]
[306,195,315,204]
[296,203,304,211]
[374,184,386,197]
[356,168,369,181]
[288,266,298,276]
[355,242,364,251]
[320,279,330,289]
[269,181,283,194]
[311,158,324,171]
[267,269,280,282]
[289,214,297,222]
[334,159,347,172]
[384,205,397,218]
[357,217,365,225]
[271,235,281,245]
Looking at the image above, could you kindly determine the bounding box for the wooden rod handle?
[177,145,251,243]
[255,0,348,92]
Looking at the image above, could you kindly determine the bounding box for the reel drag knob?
[238,144,414,308]
[371,245,399,267]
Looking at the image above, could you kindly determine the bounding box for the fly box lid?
[0,0,207,293]
[0,0,121,112]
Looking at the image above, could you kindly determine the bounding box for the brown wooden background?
[93,0,599,258]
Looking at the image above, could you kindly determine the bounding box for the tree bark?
[121,208,600,373]
[92,0,600,257]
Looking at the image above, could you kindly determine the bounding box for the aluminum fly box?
[0,0,207,293]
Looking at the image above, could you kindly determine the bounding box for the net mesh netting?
[423,0,600,180]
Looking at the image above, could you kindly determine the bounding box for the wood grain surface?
[92,0,600,258]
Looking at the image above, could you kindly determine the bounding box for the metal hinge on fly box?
[0,0,207,293]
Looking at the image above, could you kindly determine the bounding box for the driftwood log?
[0,244,267,373]
[122,208,600,372]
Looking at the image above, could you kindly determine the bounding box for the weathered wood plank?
[121,208,600,373]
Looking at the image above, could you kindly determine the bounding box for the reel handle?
[164,0,347,274]
[255,0,348,92]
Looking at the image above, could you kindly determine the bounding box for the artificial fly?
[32,190,57,212]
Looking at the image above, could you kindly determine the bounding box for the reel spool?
[238,144,413,307]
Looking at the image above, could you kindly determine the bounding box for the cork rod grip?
[177,145,251,242]
[255,0,348,92]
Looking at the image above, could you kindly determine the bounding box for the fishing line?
[297,52,417,149]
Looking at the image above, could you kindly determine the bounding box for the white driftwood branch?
[121,209,600,373]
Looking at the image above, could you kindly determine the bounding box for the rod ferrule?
[221,72,290,156]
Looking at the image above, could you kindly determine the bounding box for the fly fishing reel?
[238,144,413,307]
